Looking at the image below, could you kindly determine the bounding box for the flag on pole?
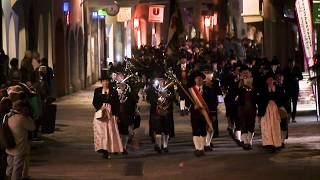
[166,0,184,56]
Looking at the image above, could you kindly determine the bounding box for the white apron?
[93,104,123,153]
[261,100,282,147]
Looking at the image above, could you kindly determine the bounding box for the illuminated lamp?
[63,2,70,12]
[204,16,211,27]
[66,11,71,26]
[212,13,218,26]
[134,18,140,29]
[92,11,98,19]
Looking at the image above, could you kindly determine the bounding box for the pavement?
[28,84,320,180]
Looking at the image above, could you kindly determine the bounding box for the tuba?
[156,81,172,115]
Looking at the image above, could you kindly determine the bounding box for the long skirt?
[261,101,282,147]
[93,115,123,153]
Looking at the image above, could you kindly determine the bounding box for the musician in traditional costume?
[237,66,257,150]
[175,50,192,116]
[221,63,241,144]
[202,72,221,151]
[275,72,290,148]
[188,72,214,157]
[116,82,136,154]
[258,73,285,151]
[153,78,175,153]
[92,77,122,159]
[146,81,158,143]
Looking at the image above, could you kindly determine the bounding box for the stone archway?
[2,12,7,53]
[8,14,16,59]
[77,27,85,89]
[54,19,67,96]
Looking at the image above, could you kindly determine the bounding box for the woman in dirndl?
[92,76,123,159]
[258,73,285,151]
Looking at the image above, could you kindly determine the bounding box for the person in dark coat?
[8,58,21,85]
[275,72,290,148]
[175,50,192,116]
[258,73,285,150]
[284,59,303,123]
[237,66,258,150]
[221,63,241,144]
[188,71,209,157]
[92,77,122,159]
[152,78,175,154]
[116,82,136,154]
[0,98,13,180]
[146,82,158,143]
[202,72,221,149]
[20,51,35,86]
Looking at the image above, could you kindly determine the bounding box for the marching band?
[92,44,298,159]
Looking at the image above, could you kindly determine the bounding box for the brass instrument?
[156,84,172,114]
[164,67,195,104]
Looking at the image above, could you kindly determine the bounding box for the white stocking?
[193,136,200,150]
[155,134,162,147]
[180,100,186,111]
[205,131,213,146]
[162,134,169,148]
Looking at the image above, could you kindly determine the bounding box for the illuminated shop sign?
[117,7,132,22]
[148,5,165,23]
[296,0,315,68]
[242,0,263,23]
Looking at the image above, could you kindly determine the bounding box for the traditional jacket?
[92,87,120,117]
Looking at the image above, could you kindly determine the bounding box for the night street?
[1,0,320,179]
[27,85,320,180]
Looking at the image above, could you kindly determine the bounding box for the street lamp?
[204,16,211,28]
[134,18,140,29]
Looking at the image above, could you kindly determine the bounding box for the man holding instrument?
[188,71,214,157]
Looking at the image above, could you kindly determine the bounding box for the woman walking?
[258,73,284,151]
[92,77,123,159]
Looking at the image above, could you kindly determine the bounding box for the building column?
[263,0,277,61]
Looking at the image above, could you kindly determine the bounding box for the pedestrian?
[5,100,36,180]
[0,98,13,180]
[0,53,9,87]
[284,59,303,123]
[92,76,122,159]
[8,58,21,85]
[31,52,40,70]
[20,51,35,87]
[258,73,284,151]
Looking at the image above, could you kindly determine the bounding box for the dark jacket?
[202,80,221,111]
[284,66,303,96]
[92,87,120,117]
[258,85,286,117]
